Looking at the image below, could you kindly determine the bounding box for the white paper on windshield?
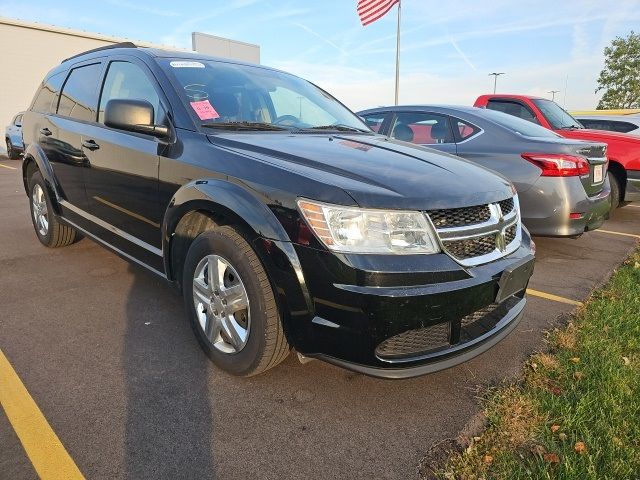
[170,61,205,68]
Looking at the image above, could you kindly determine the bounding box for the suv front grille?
[499,198,514,215]
[444,235,496,259]
[427,196,521,267]
[427,204,491,228]
[376,297,522,361]
[375,322,450,359]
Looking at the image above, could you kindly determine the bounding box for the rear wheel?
[28,172,77,247]
[608,170,621,212]
[182,226,290,376]
[6,139,19,160]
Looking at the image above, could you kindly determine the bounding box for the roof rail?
[61,41,137,63]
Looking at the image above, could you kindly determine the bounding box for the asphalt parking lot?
[1,155,638,480]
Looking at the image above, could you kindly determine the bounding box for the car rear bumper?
[625,170,640,202]
[289,236,535,378]
[520,176,610,237]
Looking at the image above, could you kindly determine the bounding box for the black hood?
[207,133,513,210]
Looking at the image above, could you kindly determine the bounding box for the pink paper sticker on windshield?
[190,100,219,120]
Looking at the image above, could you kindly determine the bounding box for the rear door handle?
[81,139,100,151]
[39,128,52,136]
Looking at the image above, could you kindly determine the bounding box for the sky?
[2,0,640,111]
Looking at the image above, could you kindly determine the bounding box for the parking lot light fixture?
[489,72,505,93]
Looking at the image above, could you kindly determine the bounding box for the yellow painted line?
[0,162,17,170]
[595,229,640,240]
[526,288,583,306]
[0,349,85,480]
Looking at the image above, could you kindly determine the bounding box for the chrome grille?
[428,195,522,267]
[499,198,514,215]
[505,225,517,245]
[444,235,496,259]
[375,322,450,359]
[427,204,490,228]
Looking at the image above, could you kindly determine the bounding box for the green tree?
[596,31,640,109]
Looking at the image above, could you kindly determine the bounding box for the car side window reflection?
[361,113,386,133]
[98,61,162,124]
[390,112,454,144]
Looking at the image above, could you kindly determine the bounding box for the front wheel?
[6,139,20,160]
[28,172,77,247]
[182,226,290,376]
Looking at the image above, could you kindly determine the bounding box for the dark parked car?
[5,111,25,159]
[573,114,640,137]
[358,105,610,237]
[21,43,534,378]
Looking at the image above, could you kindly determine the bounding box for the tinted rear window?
[31,72,65,114]
[479,108,561,138]
[58,63,102,122]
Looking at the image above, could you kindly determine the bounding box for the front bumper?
[289,235,535,379]
[519,176,610,237]
[625,170,640,202]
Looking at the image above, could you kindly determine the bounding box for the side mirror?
[104,99,169,138]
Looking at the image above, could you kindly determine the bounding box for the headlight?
[297,199,440,254]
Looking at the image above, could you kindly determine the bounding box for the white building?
[0,16,260,153]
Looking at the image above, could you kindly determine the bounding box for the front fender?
[22,143,63,215]
[162,180,314,336]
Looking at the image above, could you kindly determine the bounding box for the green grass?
[438,249,640,480]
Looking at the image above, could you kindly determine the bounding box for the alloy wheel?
[192,254,250,354]
[32,184,49,236]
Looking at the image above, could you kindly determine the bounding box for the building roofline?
[191,31,260,50]
[0,15,186,50]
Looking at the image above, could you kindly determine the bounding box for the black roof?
[61,42,137,63]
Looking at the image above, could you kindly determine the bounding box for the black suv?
[22,43,535,378]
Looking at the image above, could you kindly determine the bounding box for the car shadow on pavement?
[123,265,216,479]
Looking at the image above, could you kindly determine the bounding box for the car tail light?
[521,153,590,177]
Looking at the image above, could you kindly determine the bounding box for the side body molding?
[162,179,314,337]
[22,143,63,214]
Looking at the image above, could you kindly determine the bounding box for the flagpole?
[394,0,401,105]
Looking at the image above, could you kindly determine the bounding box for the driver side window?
[268,86,335,126]
[98,61,162,124]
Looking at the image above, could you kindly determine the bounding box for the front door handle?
[81,139,100,151]
[39,128,52,136]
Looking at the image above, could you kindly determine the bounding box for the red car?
[474,94,640,210]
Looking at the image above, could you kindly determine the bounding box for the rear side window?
[486,100,538,124]
[98,61,162,124]
[480,108,560,138]
[610,121,638,133]
[31,72,65,114]
[390,112,454,144]
[360,113,387,133]
[57,63,102,122]
[455,119,480,140]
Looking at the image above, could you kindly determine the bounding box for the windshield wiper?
[306,124,370,133]
[559,124,582,130]
[201,121,287,131]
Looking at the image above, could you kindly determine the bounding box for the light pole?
[489,72,505,94]
[548,90,560,101]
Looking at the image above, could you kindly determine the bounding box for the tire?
[608,170,621,212]
[182,226,290,376]
[28,171,77,247]
[6,139,20,160]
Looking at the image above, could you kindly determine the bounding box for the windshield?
[479,108,562,138]
[532,99,584,130]
[161,59,369,132]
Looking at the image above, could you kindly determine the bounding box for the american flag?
[357,0,399,26]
